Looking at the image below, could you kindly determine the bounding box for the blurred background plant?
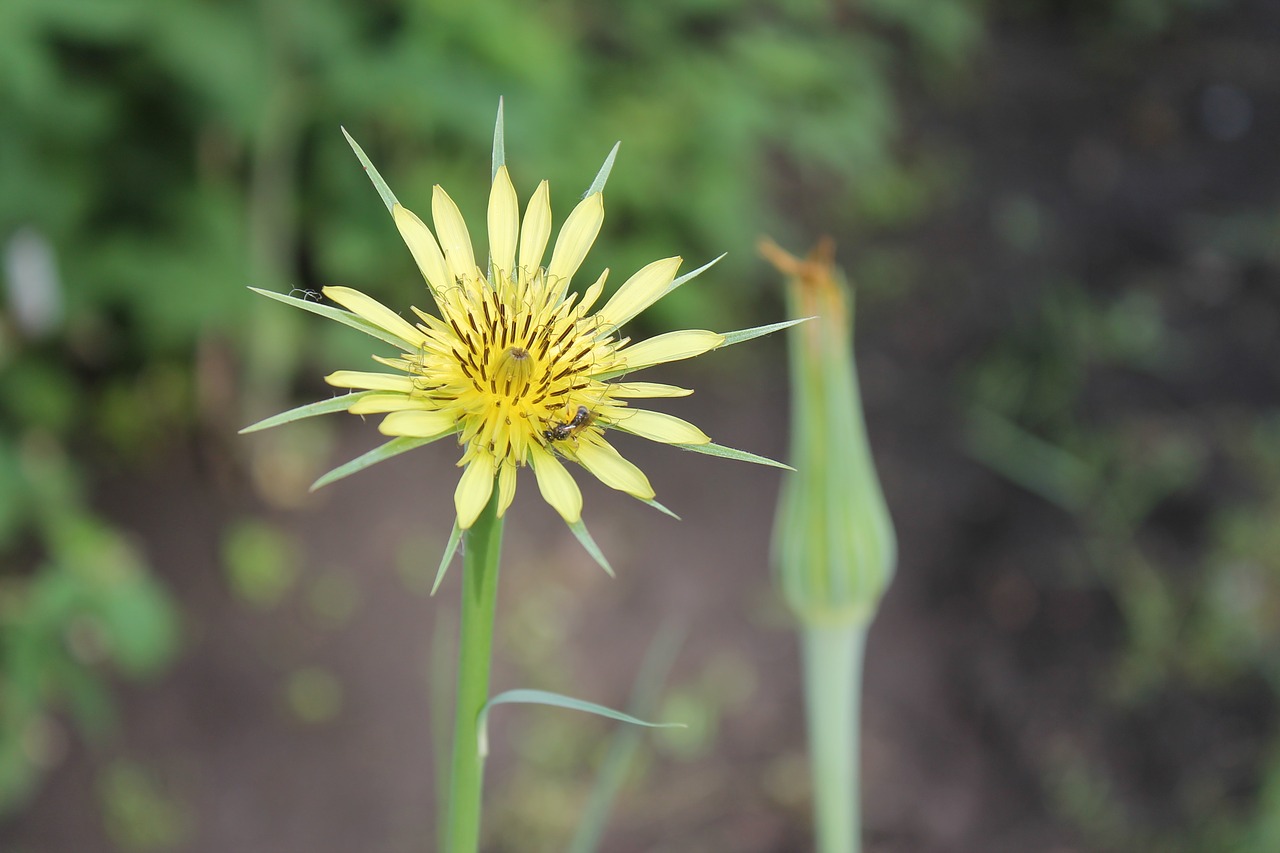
[0,0,977,824]
[3,0,1279,849]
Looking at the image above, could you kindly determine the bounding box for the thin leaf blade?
[431,519,464,596]
[584,142,620,198]
[239,393,370,434]
[250,288,413,351]
[719,317,812,349]
[491,98,506,180]
[568,518,614,577]
[478,688,685,757]
[310,436,442,491]
[342,127,399,213]
[674,441,793,470]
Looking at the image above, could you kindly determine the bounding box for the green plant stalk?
[802,624,866,853]
[445,491,504,853]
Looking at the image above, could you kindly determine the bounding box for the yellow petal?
[608,382,693,398]
[325,371,416,393]
[518,180,551,274]
[618,330,724,372]
[455,452,497,529]
[348,394,432,414]
[576,437,655,499]
[577,268,609,315]
[529,445,582,523]
[547,192,603,291]
[432,185,478,284]
[595,257,681,330]
[378,409,457,437]
[393,204,452,300]
[496,463,517,518]
[323,286,426,348]
[488,165,518,281]
[617,409,710,445]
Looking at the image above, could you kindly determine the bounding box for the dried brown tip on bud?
[757,236,838,288]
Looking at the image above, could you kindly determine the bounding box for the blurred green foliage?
[220,518,299,608]
[97,759,190,852]
[965,276,1280,849]
[2,0,985,373]
[0,0,980,823]
[0,440,178,814]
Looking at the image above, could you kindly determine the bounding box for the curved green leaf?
[570,623,686,853]
[477,688,684,757]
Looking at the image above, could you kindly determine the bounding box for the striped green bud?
[762,238,896,627]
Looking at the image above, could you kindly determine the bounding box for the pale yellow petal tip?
[529,447,583,523]
[454,457,497,529]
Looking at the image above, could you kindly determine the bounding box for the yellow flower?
[245,105,794,559]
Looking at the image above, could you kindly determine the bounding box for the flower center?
[493,345,534,398]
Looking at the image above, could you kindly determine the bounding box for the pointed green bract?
[492,98,506,181]
[477,688,684,758]
[719,316,811,348]
[585,142,620,198]
[674,441,793,470]
[594,317,810,382]
[639,497,680,520]
[431,519,464,596]
[568,518,614,577]
[668,253,725,292]
[239,392,372,434]
[249,288,413,352]
[310,436,442,491]
[342,127,399,213]
[599,254,727,336]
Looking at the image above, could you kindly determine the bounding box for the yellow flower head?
[246,104,794,556]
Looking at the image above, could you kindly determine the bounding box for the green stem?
[802,624,866,853]
[446,492,505,853]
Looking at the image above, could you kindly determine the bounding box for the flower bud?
[761,237,896,626]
